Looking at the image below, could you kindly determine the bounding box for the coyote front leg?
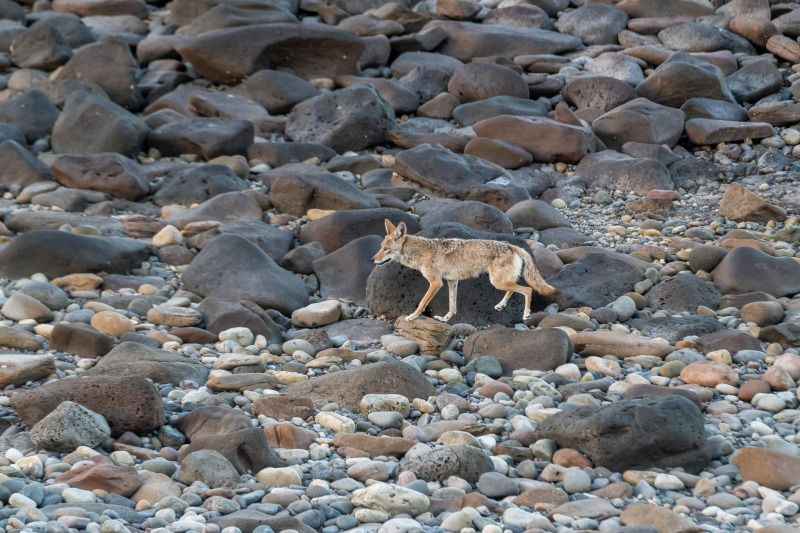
[406,274,443,321]
[434,280,458,322]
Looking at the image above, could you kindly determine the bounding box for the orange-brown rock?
[55,464,143,497]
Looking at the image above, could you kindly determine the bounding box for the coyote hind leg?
[491,275,533,320]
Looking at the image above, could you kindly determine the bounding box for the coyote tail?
[517,249,558,296]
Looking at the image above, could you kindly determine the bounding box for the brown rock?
[463,327,573,374]
[0,327,45,352]
[51,273,104,291]
[472,115,595,164]
[49,323,115,358]
[571,331,672,358]
[394,316,453,355]
[252,395,315,421]
[0,354,54,386]
[620,504,701,533]
[552,448,592,468]
[764,365,795,391]
[732,447,800,491]
[624,383,702,407]
[684,118,773,145]
[131,471,181,504]
[283,360,435,410]
[589,481,633,499]
[55,464,143,497]
[333,433,415,457]
[679,361,738,387]
[695,329,761,354]
[177,427,285,474]
[174,406,252,441]
[738,379,771,402]
[264,423,318,450]
[719,183,786,224]
[774,353,800,380]
[512,483,569,509]
[90,311,135,338]
[10,376,165,436]
[741,301,785,327]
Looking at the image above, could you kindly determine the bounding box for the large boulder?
[153,164,247,207]
[397,445,493,483]
[548,252,646,309]
[286,84,395,153]
[178,427,285,474]
[0,231,150,279]
[636,52,735,108]
[447,62,528,103]
[0,354,55,387]
[313,236,381,307]
[646,275,721,314]
[197,297,283,346]
[86,342,210,386]
[424,21,581,62]
[712,246,800,297]
[392,143,505,198]
[299,207,420,254]
[163,192,262,230]
[0,140,53,188]
[55,39,142,109]
[149,118,254,160]
[575,151,673,194]
[561,75,636,113]
[10,376,165,436]
[284,360,435,410]
[176,23,364,84]
[472,115,595,164]
[0,90,60,143]
[366,223,544,326]
[233,70,320,114]
[592,98,685,151]
[182,234,309,315]
[10,23,72,71]
[51,91,148,158]
[51,153,149,201]
[30,401,111,453]
[536,396,711,473]
[718,183,786,223]
[557,4,628,45]
[420,201,512,234]
[462,327,573,374]
[262,165,380,216]
[452,96,547,127]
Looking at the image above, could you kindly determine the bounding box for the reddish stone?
[738,379,771,402]
[647,189,680,200]
[552,448,592,468]
[55,464,143,497]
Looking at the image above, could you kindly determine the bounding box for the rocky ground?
[1,0,800,533]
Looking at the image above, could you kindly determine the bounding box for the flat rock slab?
[0,230,150,279]
[684,118,774,144]
[536,396,711,473]
[87,341,210,386]
[284,360,435,410]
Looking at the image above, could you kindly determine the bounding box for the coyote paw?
[434,315,451,322]
[405,315,415,322]
[522,312,532,321]
[494,303,506,311]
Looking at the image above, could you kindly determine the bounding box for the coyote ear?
[395,221,407,238]
[384,219,396,234]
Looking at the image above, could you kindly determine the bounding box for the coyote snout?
[374,219,558,323]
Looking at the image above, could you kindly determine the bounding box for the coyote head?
[373,219,407,265]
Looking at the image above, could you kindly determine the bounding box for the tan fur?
[373,219,558,323]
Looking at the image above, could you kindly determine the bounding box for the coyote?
[373,219,558,323]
